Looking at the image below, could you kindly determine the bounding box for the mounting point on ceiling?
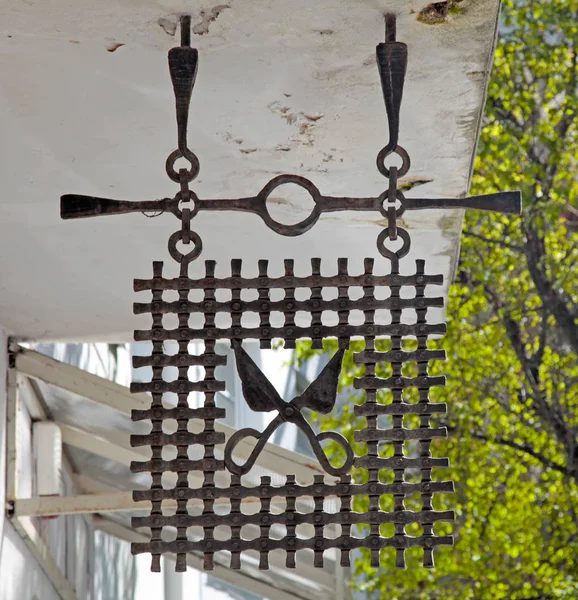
[180,14,191,47]
[384,12,397,42]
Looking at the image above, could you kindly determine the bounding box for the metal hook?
[167,15,199,180]
[376,14,409,172]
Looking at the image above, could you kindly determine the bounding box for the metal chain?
[376,14,411,257]
[166,16,202,269]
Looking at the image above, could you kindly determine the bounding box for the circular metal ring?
[166,148,200,183]
[316,431,355,476]
[168,229,203,265]
[257,174,322,237]
[376,145,410,178]
[377,227,411,260]
[172,190,199,220]
[377,189,407,219]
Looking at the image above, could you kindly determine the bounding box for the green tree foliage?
[296,1,578,596]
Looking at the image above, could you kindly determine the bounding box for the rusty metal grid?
[128,255,453,572]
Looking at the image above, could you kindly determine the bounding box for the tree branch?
[523,220,578,355]
[462,230,524,252]
[470,432,567,476]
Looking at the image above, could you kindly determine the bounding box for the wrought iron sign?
[61,15,521,574]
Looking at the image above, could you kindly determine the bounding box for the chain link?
[387,166,398,240]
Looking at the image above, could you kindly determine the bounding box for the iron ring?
[166,148,200,183]
[376,145,410,178]
[168,229,203,265]
[377,227,411,260]
[257,174,322,237]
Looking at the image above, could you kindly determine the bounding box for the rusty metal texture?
[58,12,523,575]
[130,254,453,572]
[60,186,522,226]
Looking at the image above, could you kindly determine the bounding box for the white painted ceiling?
[0,0,501,341]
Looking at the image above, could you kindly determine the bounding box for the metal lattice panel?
[59,13,521,574]
[129,255,452,572]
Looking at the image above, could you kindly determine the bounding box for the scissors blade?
[232,341,283,413]
[294,348,345,414]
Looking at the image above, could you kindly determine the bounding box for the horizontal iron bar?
[60,189,522,221]
[134,272,444,291]
[133,323,447,342]
[131,458,225,474]
[132,353,227,367]
[130,431,226,448]
[132,508,454,530]
[133,295,444,315]
[130,379,225,393]
[131,406,226,422]
[133,480,454,502]
[354,375,446,390]
[354,426,447,442]
[131,533,454,555]
[353,402,447,417]
[353,456,449,469]
[354,349,446,363]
